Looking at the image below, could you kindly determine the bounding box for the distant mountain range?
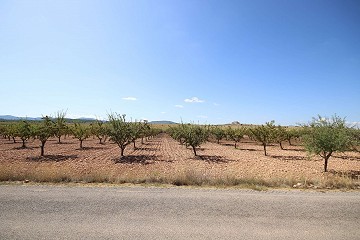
[0,115,98,122]
[149,120,177,125]
[0,115,178,124]
[0,115,43,121]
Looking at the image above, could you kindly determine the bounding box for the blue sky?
[0,0,359,125]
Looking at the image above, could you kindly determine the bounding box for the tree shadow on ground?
[133,147,157,151]
[238,148,259,152]
[55,141,75,145]
[284,148,306,152]
[333,155,360,161]
[194,155,231,164]
[114,155,156,165]
[221,143,235,147]
[26,154,78,162]
[329,170,360,179]
[76,146,106,151]
[13,146,34,150]
[270,155,311,161]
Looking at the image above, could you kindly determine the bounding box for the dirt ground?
[1,133,359,182]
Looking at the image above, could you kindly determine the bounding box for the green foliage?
[303,115,354,172]
[274,125,287,150]
[32,116,56,156]
[211,126,226,144]
[17,120,32,148]
[169,124,208,156]
[249,121,276,156]
[54,110,68,143]
[226,126,246,148]
[129,121,145,149]
[107,113,133,157]
[90,120,108,144]
[71,123,90,149]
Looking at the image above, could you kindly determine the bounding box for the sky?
[0,0,359,125]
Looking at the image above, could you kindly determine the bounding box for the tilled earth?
[0,133,359,181]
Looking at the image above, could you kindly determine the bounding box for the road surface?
[0,185,359,239]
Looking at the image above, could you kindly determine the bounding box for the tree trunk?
[41,142,45,156]
[192,146,197,156]
[324,152,332,172]
[120,147,125,157]
[217,139,220,144]
[22,139,26,148]
[234,142,237,149]
[80,140,83,149]
[12,137,16,143]
[279,142,284,150]
[58,136,61,143]
[263,143,267,156]
[141,137,144,144]
[133,140,136,149]
[288,139,292,146]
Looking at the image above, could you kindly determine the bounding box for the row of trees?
[168,116,359,172]
[168,122,302,156]
[0,113,161,157]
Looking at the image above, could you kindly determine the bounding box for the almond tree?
[107,113,133,157]
[274,125,287,150]
[226,126,246,149]
[129,121,143,149]
[54,110,68,143]
[71,123,90,149]
[303,115,354,172]
[249,121,276,156]
[32,116,55,156]
[17,120,32,148]
[211,126,226,144]
[90,120,108,144]
[170,124,209,156]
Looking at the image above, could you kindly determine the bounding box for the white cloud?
[175,105,184,108]
[184,97,205,103]
[122,97,137,101]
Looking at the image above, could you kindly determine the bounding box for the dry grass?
[1,163,358,190]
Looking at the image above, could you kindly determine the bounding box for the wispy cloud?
[175,105,184,108]
[184,97,205,103]
[122,97,137,101]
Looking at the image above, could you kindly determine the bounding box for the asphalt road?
[0,185,359,240]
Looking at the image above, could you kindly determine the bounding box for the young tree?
[303,115,354,172]
[32,116,55,156]
[129,121,143,149]
[54,110,68,143]
[71,123,90,149]
[17,120,32,148]
[184,124,209,156]
[249,121,276,156]
[7,124,18,143]
[226,126,246,149]
[211,126,226,144]
[90,120,108,144]
[274,125,287,150]
[169,124,208,156]
[107,113,133,157]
